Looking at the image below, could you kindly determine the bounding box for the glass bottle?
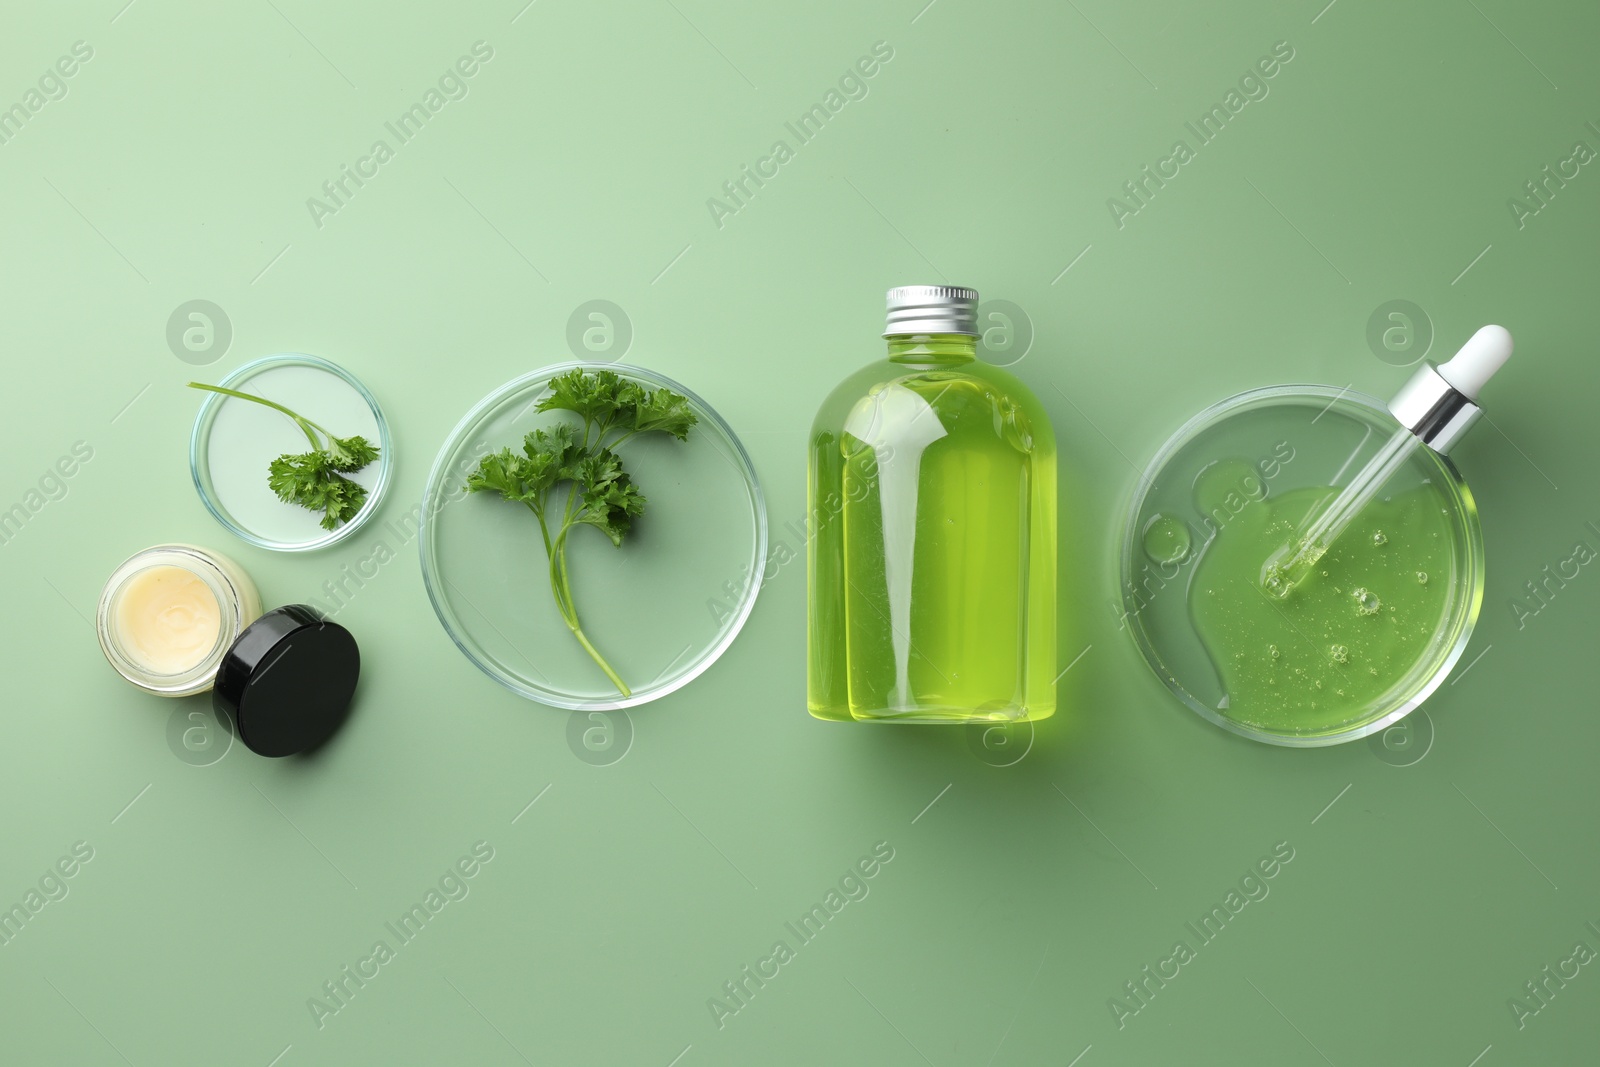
[807,285,1056,723]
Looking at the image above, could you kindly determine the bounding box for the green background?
[2,0,1596,1063]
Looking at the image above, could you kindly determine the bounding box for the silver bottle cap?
[1386,325,1512,455]
[1387,363,1482,454]
[884,285,979,337]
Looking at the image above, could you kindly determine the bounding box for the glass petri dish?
[190,354,392,551]
[1121,385,1484,747]
[419,361,767,710]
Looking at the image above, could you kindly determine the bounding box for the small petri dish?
[190,354,392,551]
[419,361,767,710]
[1121,385,1484,747]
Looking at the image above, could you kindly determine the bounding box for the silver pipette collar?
[1387,361,1482,455]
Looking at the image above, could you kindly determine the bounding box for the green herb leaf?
[631,387,697,440]
[268,452,370,531]
[465,447,536,504]
[536,368,625,425]
[534,369,698,442]
[530,423,586,484]
[571,449,647,546]
[324,434,380,472]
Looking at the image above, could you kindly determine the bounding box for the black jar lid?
[212,605,360,757]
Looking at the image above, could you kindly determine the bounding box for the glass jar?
[97,544,262,697]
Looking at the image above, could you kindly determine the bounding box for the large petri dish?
[419,362,767,710]
[1122,385,1484,747]
[190,354,392,551]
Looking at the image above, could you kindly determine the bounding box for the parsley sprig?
[187,382,380,531]
[465,368,696,696]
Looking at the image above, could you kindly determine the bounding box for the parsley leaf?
[188,382,381,531]
[323,434,380,473]
[537,368,626,425]
[465,369,695,695]
[632,387,695,440]
[571,449,647,546]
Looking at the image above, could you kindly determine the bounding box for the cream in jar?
[98,545,261,697]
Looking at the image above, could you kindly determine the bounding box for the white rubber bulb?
[1437,324,1513,400]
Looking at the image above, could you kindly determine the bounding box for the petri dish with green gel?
[1121,385,1483,746]
[419,362,767,711]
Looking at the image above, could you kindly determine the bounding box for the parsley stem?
[530,503,556,560]
[532,505,574,624]
[187,382,325,450]
[545,530,575,626]
[548,529,630,696]
[569,622,630,697]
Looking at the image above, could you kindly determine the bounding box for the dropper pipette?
[1261,325,1513,599]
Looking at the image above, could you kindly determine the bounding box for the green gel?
[1143,514,1193,565]
[1189,483,1455,734]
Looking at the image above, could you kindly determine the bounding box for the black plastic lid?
[212,605,360,757]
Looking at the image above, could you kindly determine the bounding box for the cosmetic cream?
[98,545,261,697]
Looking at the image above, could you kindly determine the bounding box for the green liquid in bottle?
[1190,479,1455,734]
[807,334,1056,723]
